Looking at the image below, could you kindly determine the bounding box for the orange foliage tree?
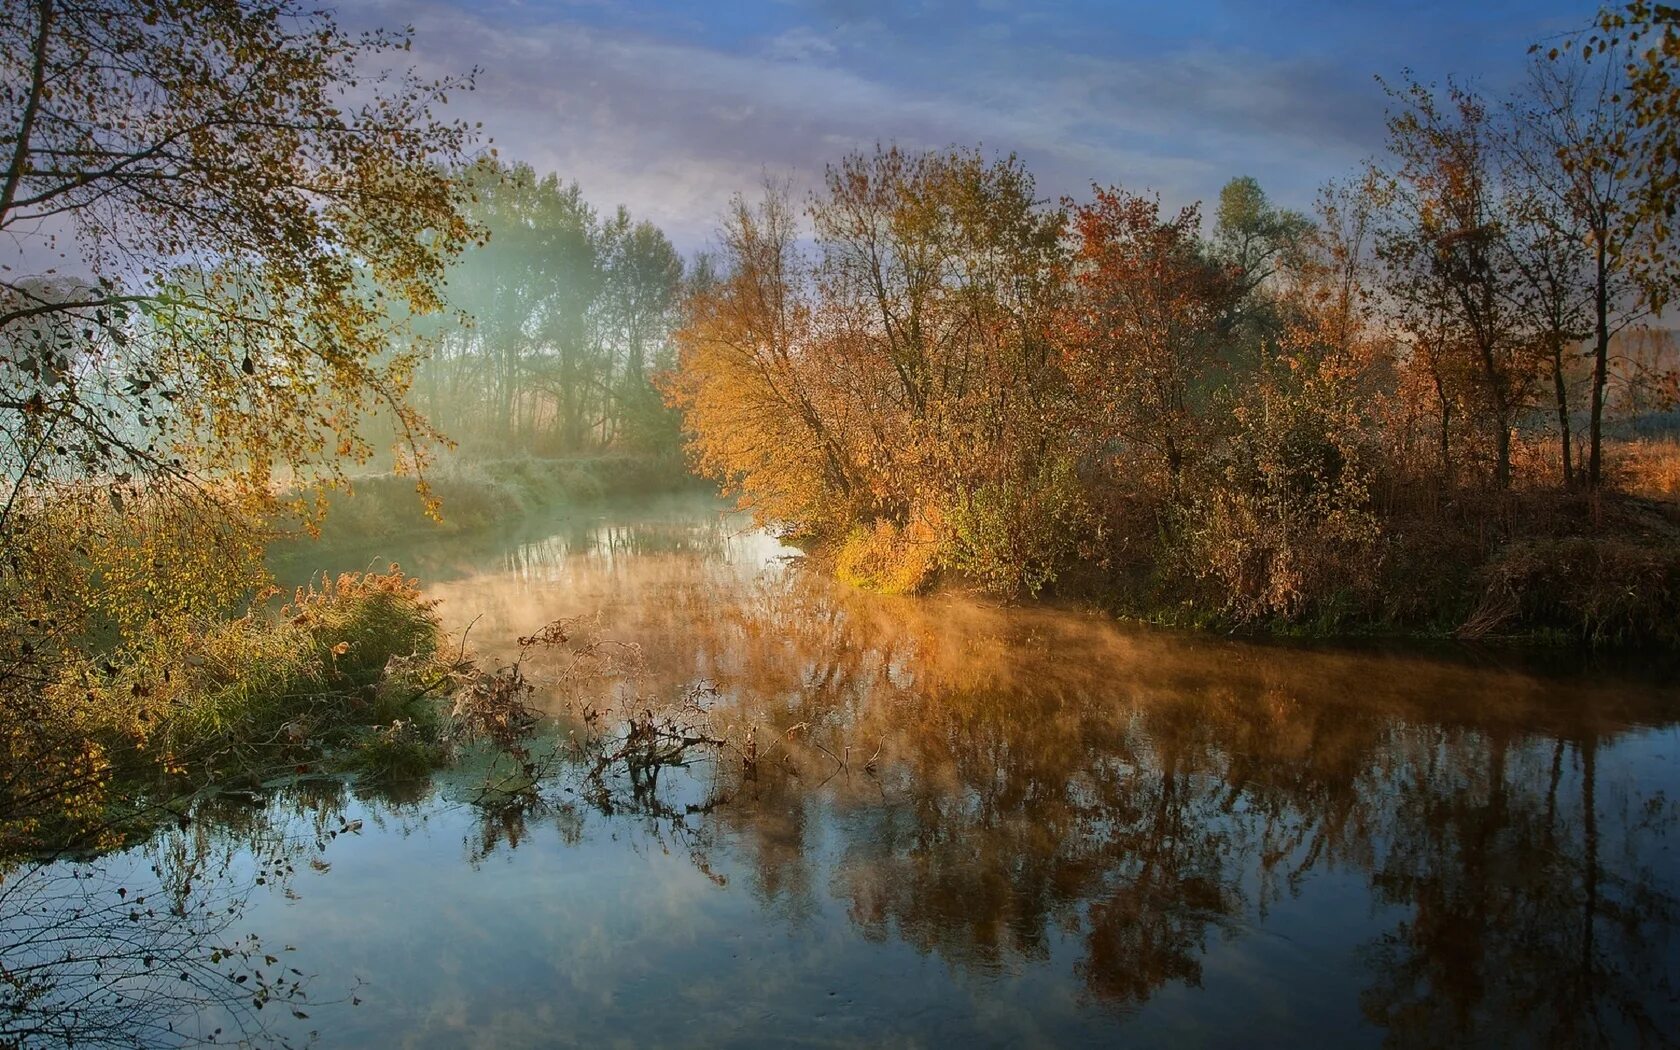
[668,147,1086,595]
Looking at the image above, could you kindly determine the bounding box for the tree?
[1062,186,1234,497]
[1377,78,1537,490]
[1212,176,1311,365]
[1546,8,1680,485]
[599,213,683,449]
[418,161,687,455]
[1580,3,1680,276]
[0,0,474,693]
[1499,88,1596,487]
[665,183,854,530]
[670,147,1081,595]
[0,0,475,496]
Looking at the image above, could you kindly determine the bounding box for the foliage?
[670,115,1679,632]
[941,455,1095,598]
[1177,378,1380,622]
[0,0,476,520]
[1580,3,1680,295]
[668,147,1085,595]
[1062,185,1236,496]
[834,516,941,596]
[1,568,451,855]
[0,0,479,757]
[1175,177,1389,622]
[416,159,690,456]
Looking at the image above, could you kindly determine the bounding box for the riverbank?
[0,569,535,861]
[275,453,703,549]
[808,484,1680,651]
[1102,496,1680,650]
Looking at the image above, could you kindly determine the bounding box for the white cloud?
[349,0,1395,252]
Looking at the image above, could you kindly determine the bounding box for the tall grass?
[1608,437,1680,500]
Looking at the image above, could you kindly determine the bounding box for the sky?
[359,1,1602,253]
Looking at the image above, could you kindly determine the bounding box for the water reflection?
[13,497,1680,1047]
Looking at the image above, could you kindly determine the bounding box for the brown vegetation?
[665,19,1680,644]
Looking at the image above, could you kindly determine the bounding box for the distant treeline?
[405,160,698,459]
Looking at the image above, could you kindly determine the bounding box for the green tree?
[1212,175,1310,365]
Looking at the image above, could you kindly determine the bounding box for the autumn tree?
[1546,7,1680,485]
[1499,94,1596,487]
[812,147,1077,593]
[1062,186,1235,497]
[1180,179,1389,620]
[1377,79,1538,489]
[670,148,1082,595]
[0,0,475,813]
[1582,3,1680,270]
[666,184,857,531]
[1,0,475,515]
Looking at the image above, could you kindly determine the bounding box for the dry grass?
[1607,437,1680,501]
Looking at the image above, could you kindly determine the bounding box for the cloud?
[344,0,1559,253]
[763,27,839,62]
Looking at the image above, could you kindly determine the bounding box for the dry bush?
[1466,535,1680,646]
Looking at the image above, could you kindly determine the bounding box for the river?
[6,493,1679,1047]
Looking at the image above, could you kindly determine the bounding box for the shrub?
[1175,380,1381,623]
[941,456,1096,598]
[834,516,941,596]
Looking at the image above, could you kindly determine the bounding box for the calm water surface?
[8,494,1680,1047]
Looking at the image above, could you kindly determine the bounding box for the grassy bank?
[279,452,703,548]
[0,569,533,860]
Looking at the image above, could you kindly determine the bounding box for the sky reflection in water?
[13,495,1680,1048]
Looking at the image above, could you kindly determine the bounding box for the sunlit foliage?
[669,148,1085,595]
[673,91,1680,621]
[1,0,475,848]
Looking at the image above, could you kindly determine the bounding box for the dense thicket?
[668,17,1680,637]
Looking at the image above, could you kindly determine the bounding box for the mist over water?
[25,495,1680,1047]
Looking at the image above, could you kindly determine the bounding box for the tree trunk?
[1475,334,1511,490]
[1435,371,1453,486]
[1587,245,1610,489]
[1493,414,1511,490]
[1551,333,1574,488]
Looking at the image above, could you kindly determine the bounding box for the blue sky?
[353,0,1601,252]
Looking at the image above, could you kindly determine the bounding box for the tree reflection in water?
[9,507,1677,1047]
[474,557,1678,1046]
